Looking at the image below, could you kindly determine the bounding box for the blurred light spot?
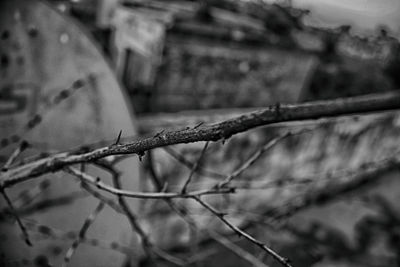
[60,33,69,44]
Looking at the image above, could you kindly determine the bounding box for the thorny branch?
[1,91,400,189]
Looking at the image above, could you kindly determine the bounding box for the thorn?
[138,151,145,162]
[193,122,204,129]
[275,102,281,118]
[20,140,30,150]
[24,237,32,246]
[95,177,101,188]
[227,187,236,193]
[114,130,122,145]
[161,182,169,192]
[153,130,165,138]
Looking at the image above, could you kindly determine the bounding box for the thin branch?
[2,91,400,189]
[211,231,271,267]
[65,167,234,199]
[63,201,105,267]
[185,247,220,265]
[146,150,164,189]
[80,182,123,214]
[193,196,293,267]
[146,156,270,267]
[164,146,225,179]
[110,169,154,257]
[166,175,313,191]
[161,156,400,258]
[168,200,271,267]
[181,142,209,193]
[217,133,291,188]
[0,188,32,246]
[91,162,185,266]
[1,141,30,172]
[151,247,186,266]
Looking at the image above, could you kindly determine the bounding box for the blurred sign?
[153,44,318,112]
[111,6,167,92]
[112,7,165,57]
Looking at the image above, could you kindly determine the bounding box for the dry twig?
[193,196,293,267]
[164,146,225,179]
[181,141,209,193]
[95,160,185,265]
[66,167,234,199]
[146,153,270,267]
[217,133,291,188]
[0,188,32,246]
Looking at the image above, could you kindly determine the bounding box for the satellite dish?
[0,0,140,266]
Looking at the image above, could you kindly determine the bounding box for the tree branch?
[1,92,400,189]
[193,196,293,267]
[65,167,234,199]
[181,141,209,193]
[145,153,271,267]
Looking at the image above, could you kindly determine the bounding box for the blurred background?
[45,0,400,115]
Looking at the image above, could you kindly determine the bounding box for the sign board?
[112,7,166,57]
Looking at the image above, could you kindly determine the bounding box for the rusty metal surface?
[0,1,140,266]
